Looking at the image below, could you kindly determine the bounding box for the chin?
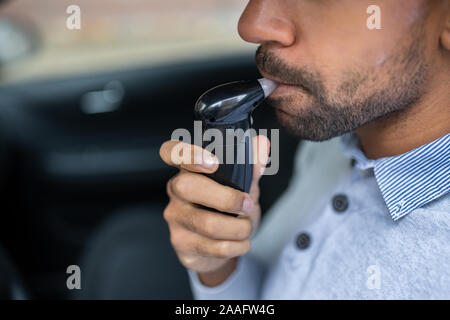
[274,108,299,134]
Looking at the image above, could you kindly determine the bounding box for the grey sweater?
[188,135,450,299]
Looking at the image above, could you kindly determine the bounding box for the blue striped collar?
[341,133,450,221]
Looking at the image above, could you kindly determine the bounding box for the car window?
[0,0,253,84]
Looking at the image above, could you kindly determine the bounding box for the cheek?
[281,6,388,85]
[275,0,427,92]
[303,1,424,68]
[357,1,428,66]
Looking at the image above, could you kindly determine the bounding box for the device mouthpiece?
[194,78,279,124]
[257,78,279,98]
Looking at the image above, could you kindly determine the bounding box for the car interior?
[0,0,302,300]
[0,53,301,299]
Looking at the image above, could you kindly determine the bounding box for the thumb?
[252,135,271,184]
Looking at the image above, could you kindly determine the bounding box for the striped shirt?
[341,133,450,221]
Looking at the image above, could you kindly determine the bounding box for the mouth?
[270,83,298,97]
[258,71,309,97]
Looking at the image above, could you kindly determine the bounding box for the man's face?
[238,0,443,141]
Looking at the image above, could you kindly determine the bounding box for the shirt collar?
[341,132,450,221]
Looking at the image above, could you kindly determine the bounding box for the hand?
[159,136,270,286]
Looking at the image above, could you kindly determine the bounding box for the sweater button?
[296,232,311,250]
[332,194,349,213]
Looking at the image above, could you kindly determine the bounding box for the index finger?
[159,140,219,173]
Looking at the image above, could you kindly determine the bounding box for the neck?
[355,84,450,160]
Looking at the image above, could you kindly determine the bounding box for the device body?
[194,79,277,193]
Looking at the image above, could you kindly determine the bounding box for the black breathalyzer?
[194,78,278,193]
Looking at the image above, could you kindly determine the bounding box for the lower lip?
[270,83,297,97]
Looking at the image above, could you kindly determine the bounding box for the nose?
[238,0,296,47]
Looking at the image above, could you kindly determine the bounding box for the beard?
[255,27,429,141]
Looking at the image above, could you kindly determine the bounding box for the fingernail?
[194,151,218,169]
[203,153,218,169]
[242,197,254,214]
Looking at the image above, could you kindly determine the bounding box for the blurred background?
[0,0,253,84]
[0,0,300,299]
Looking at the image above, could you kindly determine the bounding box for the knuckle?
[236,219,252,239]
[169,230,181,249]
[178,254,197,269]
[166,175,178,198]
[163,205,172,222]
[239,239,252,255]
[171,173,190,196]
[201,214,218,236]
[159,141,172,162]
[215,241,233,258]
[166,178,173,196]
[223,190,244,212]
[158,142,166,159]
[163,202,182,224]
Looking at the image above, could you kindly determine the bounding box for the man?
[159,0,450,299]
